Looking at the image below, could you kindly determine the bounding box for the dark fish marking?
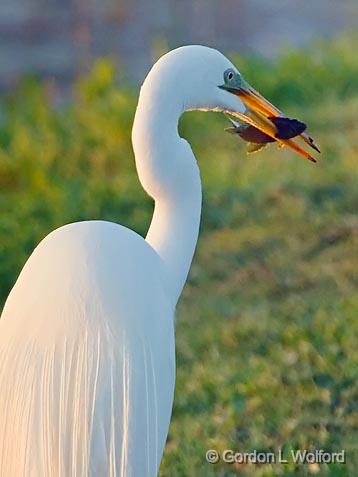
[306,136,321,153]
[269,116,307,140]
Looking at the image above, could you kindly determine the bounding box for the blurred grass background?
[0,33,357,476]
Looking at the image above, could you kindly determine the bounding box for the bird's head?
[143,45,319,162]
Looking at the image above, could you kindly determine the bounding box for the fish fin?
[247,143,266,154]
[225,127,239,134]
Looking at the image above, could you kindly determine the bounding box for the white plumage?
[0,222,175,476]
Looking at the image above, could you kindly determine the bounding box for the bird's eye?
[227,71,234,81]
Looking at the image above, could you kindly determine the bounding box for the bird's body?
[0,221,175,476]
[0,221,175,477]
[0,45,318,476]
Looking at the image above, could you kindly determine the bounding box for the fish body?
[225,115,319,156]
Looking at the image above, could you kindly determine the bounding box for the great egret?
[0,45,318,476]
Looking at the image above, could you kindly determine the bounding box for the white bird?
[0,46,318,477]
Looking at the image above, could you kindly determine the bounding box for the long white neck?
[132,69,202,306]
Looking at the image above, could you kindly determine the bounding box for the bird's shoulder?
[36,219,159,271]
[1,220,172,334]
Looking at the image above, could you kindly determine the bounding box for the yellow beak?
[222,84,320,163]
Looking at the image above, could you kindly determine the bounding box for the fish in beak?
[219,69,320,162]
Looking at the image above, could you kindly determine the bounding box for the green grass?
[0,34,357,476]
